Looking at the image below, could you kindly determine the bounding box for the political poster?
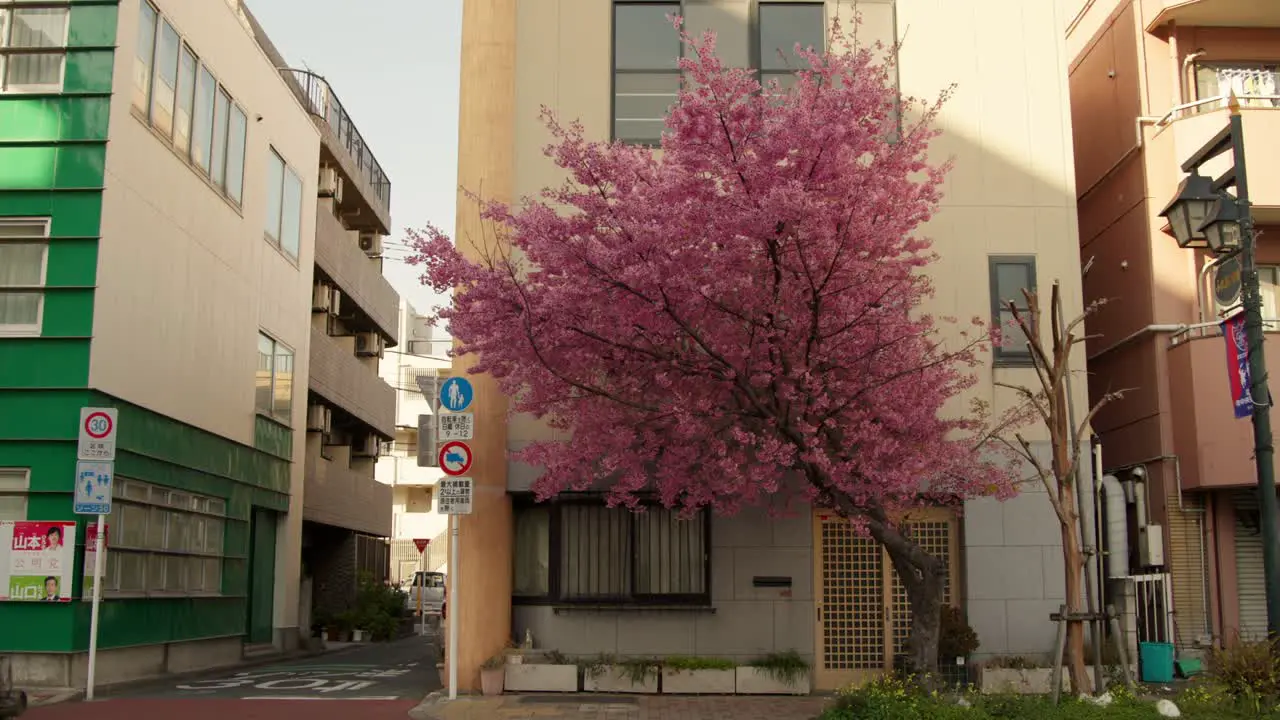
[0,520,77,602]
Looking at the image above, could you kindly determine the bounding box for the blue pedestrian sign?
[439,377,474,413]
[74,461,114,515]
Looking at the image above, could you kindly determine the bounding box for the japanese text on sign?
[436,413,474,441]
[437,477,473,515]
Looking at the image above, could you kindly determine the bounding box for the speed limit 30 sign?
[78,407,118,461]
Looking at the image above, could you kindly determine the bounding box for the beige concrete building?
[1067,0,1280,652]
[241,8,401,628]
[375,299,451,584]
[446,0,1092,692]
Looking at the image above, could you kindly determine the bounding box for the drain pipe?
[1101,474,1131,580]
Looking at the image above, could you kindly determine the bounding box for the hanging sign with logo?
[1222,312,1254,419]
[1214,256,1243,307]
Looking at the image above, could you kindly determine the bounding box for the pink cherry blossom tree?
[410,22,1024,673]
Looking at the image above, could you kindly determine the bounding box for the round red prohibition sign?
[84,411,113,439]
[438,441,473,476]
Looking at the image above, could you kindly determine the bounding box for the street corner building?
[446,0,1094,692]
[1068,0,1280,660]
[0,0,400,688]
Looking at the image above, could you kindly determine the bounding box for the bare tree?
[994,280,1126,695]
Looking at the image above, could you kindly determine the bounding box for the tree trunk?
[1060,494,1090,695]
[869,518,947,679]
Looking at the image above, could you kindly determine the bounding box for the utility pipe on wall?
[1101,474,1131,580]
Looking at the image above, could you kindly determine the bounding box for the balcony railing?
[315,200,399,341]
[282,69,392,213]
[303,442,393,537]
[308,327,397,438]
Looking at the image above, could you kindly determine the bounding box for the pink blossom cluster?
[409,22,1019,522]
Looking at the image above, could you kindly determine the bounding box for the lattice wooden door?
[813,509,959,690]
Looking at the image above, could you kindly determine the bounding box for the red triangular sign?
[413,538,430,553]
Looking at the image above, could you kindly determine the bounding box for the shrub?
[939,605,981,660]
[663,656,736,672]
[1210,635,1280,709]
[748,650,809,685]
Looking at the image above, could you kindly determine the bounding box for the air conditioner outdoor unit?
[319,167,340,199]
[353,435,380,458]
[306,404,332,434]
[358,232,383,258]
[355,331,383,357]
[311,283,332,313]
[330,288,342,316]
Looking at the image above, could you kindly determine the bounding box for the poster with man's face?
[0,521,77,602]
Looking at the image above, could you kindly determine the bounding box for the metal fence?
[282,68,392,212]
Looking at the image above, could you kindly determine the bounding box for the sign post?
[437,478,472,701]
[435,376,474,701]
[413,538,430,635]
[75,408,117,702]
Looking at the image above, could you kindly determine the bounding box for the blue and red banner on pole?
[1223,312,1254,420]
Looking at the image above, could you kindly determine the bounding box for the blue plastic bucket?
[1139,641,1175,683]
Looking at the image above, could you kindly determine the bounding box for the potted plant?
[480,654,506,696]
[736,651,810,695]
[661,656,736,695]
[582,655,660,694]
[505,650,579,693]
[937,605,980,687]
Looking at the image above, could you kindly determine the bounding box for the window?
[102,478,227,596]
[0,469,29,522]
[612,1,681,145]
[1215,265,1280,331]
[132,2,157,110]
[758,2,825,89]
[265,148,302,260]
[1196,63,1279,108]
[191,65,215,172]
[1,5,69,93]
[513,499,710,604]
[132,7,246,205]
[256,332,293,423]
[210,88,229,187]
[173,45,196,156]
[150,19,179,136]
[0,218,49,336]
[226,105,247,204]
[989,256,1037,365]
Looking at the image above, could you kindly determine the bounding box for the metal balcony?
[283,69,393,233]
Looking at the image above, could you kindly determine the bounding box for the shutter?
[1234,490,1268,641]
[1168,495,1209,648]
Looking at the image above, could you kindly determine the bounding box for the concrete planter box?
[504,664,579,693]
[584,667,659,694]
[661,668,736,695]
[735,667,810,695]
[977,667,1098,695]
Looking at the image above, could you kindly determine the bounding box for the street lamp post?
[1159,94,1280,636]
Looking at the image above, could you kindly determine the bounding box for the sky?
[245,0,462,315]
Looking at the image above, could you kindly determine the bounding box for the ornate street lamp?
[1158,171,1216,248]
[1197,192,1244,254]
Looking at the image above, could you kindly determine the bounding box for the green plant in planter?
[938,605,980,661]
[748,650,809,685]
[481,654,506,671]
[544,650,571,666]
[663,656,736,673]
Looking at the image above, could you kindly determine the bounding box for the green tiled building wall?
[0,0,292,653]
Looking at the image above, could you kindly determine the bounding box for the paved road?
[23,634,441,719]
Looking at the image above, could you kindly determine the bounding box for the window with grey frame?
[989,256,1037,365]
[757,2,825,90]
[1195,63,1279,109]
[255,332,294,423]
[102,478,228,596]
[132,3,246,205]
[613,1,682,145]
[512,498,710,605]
